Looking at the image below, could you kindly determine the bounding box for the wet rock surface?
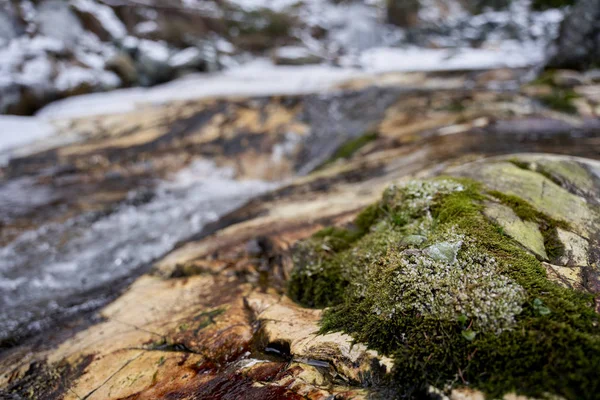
[0,68,600,399]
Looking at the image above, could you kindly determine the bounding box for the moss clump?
[537,89,580,114]
[319,132,378,169]
[288,178,600,399]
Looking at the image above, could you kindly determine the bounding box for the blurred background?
[0,0,598,350]
[0,0,594,117]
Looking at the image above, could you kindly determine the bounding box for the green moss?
[537,89,580,114]
[288,178,600,399]
[319,132,378,169]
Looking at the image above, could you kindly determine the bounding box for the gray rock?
[552,69,586,87]
[106,52,138,85]
[136,39,173,84]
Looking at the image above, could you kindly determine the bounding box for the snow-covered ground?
[0,0,566,162]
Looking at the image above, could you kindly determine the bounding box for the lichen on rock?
[288,176,600,399]
[370,239,526,335]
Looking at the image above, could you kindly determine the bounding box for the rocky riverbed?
[0,62,599,398]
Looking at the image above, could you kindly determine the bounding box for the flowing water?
[0,160,277,343]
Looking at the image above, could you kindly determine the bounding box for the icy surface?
[0,160,278,342]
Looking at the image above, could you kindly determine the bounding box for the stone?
[136,39,173,84]
[106,52,138,85]
[552,69,586,88]
[483,201,548,260]
[556,228,589,266]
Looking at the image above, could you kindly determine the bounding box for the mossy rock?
[288,155,600,399]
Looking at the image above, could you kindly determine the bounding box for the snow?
[138,39,171,63]
[275,46,314,60]
[55,64,120,92]
[226,0,305,12]
[72,0,127,40]
[36,60,363,120]
[358,43,546,73]
[169,47,202,68]
[135,20,159,35]
[0,116,56,156]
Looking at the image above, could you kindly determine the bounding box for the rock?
[71,0,128,42]
[2,75,600,400]
[585,69,600,83]
[547,0,600,70]
[273,46,322,66]
[552,69,586,87]
[36,0,84,48]
[106,52,138,85]
[136,39,173,84]
[386,0,420,27]
[483,201,548,259]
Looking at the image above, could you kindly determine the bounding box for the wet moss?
[319,132,378,169]
[288,178,600,399]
